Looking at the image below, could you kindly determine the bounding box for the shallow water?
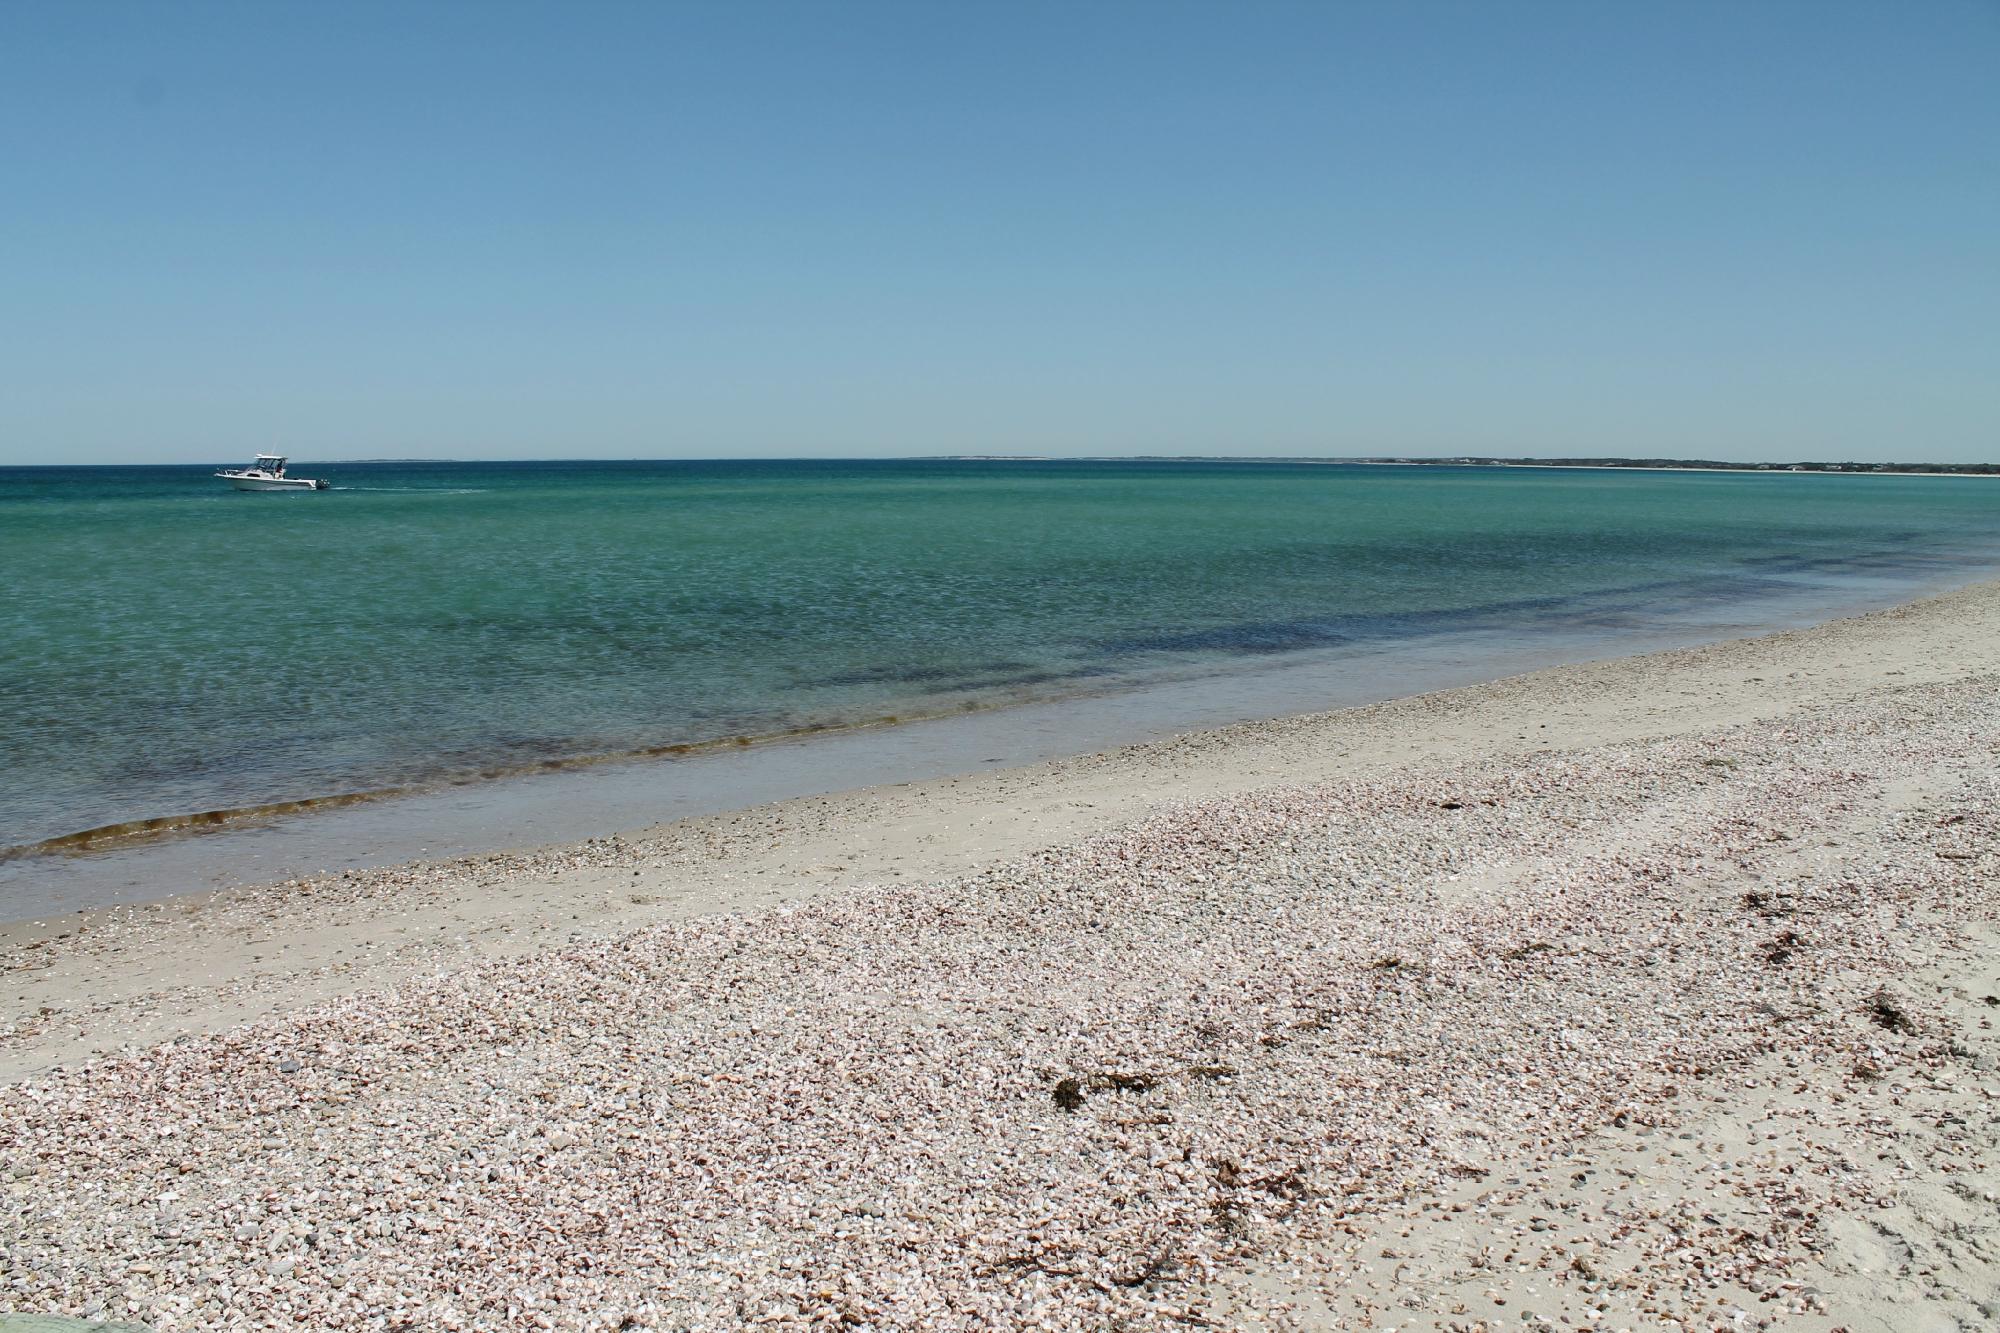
[3,459,1998,907]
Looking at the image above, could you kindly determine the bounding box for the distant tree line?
[1372,457,2000,475]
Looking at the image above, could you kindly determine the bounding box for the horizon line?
[4,454,1995,471]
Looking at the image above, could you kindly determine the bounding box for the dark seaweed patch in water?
[1106,622,1354,655]
[965,665,1116,689]
[810,660,1115,691]
[1738,546,1962,578]
[1097,570,1870,663]
[1098,595,1576,659]
[814,662,1011,688]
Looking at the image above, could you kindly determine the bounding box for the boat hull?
[223,475,324,491]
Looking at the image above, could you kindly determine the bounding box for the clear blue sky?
[2,0,1994,464]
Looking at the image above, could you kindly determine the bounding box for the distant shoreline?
[916,455,1998,475]
[1352,457,2000,477]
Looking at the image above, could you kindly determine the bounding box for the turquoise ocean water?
[3,459,1998,861]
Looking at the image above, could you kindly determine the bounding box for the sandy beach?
[3,583,1997,1330]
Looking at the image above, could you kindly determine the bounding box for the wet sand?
[2,583,1997,1329]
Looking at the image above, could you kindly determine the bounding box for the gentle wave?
[0,706,966,861]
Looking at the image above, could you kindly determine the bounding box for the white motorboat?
[216,454,328,491]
